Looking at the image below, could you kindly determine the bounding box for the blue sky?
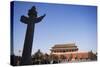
[12,1,97,56]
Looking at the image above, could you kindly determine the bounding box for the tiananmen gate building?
[50,43,97,62]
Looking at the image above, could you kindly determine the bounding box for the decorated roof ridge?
[51,47,78,50]
[52,43,77,48]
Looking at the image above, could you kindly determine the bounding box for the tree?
[32,49,44,64]
[69,54,73,61]
[49,54,59,64]
[60,55,66,62]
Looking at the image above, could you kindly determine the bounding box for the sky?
[12,1,97,56]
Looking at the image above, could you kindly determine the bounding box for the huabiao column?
[20,6,46,65]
